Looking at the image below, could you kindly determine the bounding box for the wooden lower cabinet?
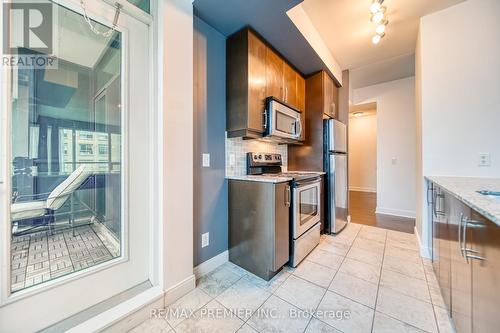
[431,182,500,333]
[470,211,500,333]
[449,198,472,333]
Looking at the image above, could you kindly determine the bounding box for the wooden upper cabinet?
[247,32,267,132]
[323,72,335,118]
[296,73,305,112]
[265,47,284,100]
[283,62,297,107]
[227,27,306,139]
[226,28,266,138]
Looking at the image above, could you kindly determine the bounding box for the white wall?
[162,0,195,301]
[416,0,500,256]
[348,113,377,192]
[352,77,416,218]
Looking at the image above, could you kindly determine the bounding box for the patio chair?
[11,165,93,236]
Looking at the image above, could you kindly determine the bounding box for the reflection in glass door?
[9,3,123,293]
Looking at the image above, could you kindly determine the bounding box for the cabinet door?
[449,197,472,333]
[283,62,297,107]
[437,188,452,311]
[323,72,334,117]
[431,185,440,279]
[470,211,500,333]
[247,31,267,132]
[265,47,284,100]
[296,73,305,141]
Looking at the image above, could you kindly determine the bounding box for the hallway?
[349,191,415,234]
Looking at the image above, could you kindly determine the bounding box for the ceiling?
[301,0,466,76]
[193,0,338,79]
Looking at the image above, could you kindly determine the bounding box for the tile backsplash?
[225,136,287,177]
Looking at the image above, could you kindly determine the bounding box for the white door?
[0,0,152,331]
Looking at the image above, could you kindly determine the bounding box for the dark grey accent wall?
[193,16,228,266]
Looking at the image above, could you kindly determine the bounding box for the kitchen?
[187,0,500,332]
[1,0,499,332]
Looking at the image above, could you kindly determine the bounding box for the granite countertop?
[226,175,293,183]
[426,176,500,225]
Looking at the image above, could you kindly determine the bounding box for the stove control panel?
[248,152,282,166]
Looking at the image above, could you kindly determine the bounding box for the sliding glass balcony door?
[0,0,153,330]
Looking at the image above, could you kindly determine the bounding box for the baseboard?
[414,226,432,259]
[72,287,165,333]
[164,274,196,306]
[375,207,416,219]
[349,186,376,193]
[193,250,228,280]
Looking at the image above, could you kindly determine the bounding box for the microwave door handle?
[263,108,268,130]
[296,118,302,139]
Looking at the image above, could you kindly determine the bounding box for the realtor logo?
[3,1,57,68]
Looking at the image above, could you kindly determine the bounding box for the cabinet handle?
[459,213,464,257]
[285,87,288,102]
[465,253,485,261]
[462,217,485,262]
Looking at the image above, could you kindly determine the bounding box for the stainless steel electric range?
[247,152,323,267]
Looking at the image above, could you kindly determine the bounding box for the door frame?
[0,0,163,330]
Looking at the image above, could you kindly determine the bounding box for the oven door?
[293,179,321,239]
[267,99,302,140]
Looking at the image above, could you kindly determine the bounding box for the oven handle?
[285,185,291,207]
[293,177,322,188]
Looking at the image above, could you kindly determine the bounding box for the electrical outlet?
[391,157,397,165]
[478,153,491,167]
[202,232,209,248]
[202,153,210,167]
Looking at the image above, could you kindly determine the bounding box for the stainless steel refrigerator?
[323,119,348,234]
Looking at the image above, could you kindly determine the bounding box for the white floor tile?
[377,287,438,333]
[275,275,326,310]
[329,272,378,308]
[174,300,244,333]
[305,318,341,333]
[293,260,337,288]
[197,265,242,297]
[247,295,311,333]
[245,269,290,293]
[216,277,271,320]
[306,248,344,270]
[380,269,431,303]
[433,305,456,333]
[372,312,427,333]
[352,237,385,254]
[317,291,374,333]
[165,288,212,327]
[237,324,258,333]
[383,255,426,280]
[129,318,172,333]
[385,244,422,264]
[317,238,350,256]
[338,258,381,284]
[347,246,383,267]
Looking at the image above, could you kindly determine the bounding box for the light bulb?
[370,1,382,14]
[372,34,382,45]
[376,23,386,35]
[371,10,385,24]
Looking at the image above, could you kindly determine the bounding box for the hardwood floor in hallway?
[349,190,415,234]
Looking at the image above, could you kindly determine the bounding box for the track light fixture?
[369,0,388,45]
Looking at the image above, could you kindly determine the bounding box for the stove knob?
[258,154,262,160]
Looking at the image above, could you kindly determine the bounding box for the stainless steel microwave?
[264,97,302,142]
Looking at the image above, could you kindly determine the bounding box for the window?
[79,144,94,155]
[99,144,108,155]
[79,132,94,140]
